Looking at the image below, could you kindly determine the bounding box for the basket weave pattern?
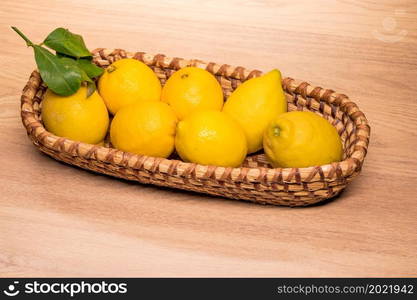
[20,48,370,206]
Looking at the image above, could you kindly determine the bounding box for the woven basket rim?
[20,48,370,185]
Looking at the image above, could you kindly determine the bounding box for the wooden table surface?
[1,0,416,277]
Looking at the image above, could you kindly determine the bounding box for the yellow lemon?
[263,111,343,168]
[98,58,161,115]
[223,69,287,154]
[41,86,109,144]
[175,110,247,167]
[110,101,177,158]
[161,67,223,120]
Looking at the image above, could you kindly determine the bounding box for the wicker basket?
[20,48,370,206]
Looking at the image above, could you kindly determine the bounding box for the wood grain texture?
[0,0,416,277]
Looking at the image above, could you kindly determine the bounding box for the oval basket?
[20,48,370,207]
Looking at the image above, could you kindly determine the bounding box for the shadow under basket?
[20,48,370,207]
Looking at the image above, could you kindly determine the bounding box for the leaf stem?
[11,26,34,47]
[273,126,281,137]
[107,65,116,73]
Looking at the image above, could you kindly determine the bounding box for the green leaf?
[44,28,91,58]
[59,56,97,97]
[33,45,81,96]
[58,56,91,82]
[12,26,95,97]
[56,52,73,59]
[78,58,103,78]
[57,52,103,78]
